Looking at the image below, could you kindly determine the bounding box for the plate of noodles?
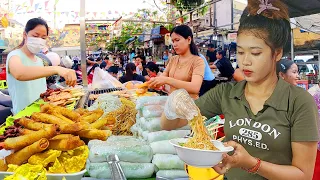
[170,110,233,167]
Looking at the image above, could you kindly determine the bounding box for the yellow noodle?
[184,109,218,150]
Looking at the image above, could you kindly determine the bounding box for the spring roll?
[56,107,80,122]
[0,159,8,171]
[74,108,89,116]
[4,125,58,151]
[90,117,109,129]
[51,134,75,140]
[59,122,83,134]
[5,138,49,165]
[32,112,71,125]
[48,136,85,151]
[76,129,110,141]
[81,110,104,124]
[19,128,36,135]
[52,113,75,124]
[18,118,52,131]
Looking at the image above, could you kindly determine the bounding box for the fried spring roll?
[4,125,58,151]
[59,122,83,134]
[51,134,75,140]
[18,118,52,131]
[32,112,71,125]
[48,136,85,151]
[19,128,36,135]
[81,110,104,124]
[90,117,109,129]
[41,104,81,122]
[52,113,75,124]
[57,107,80,122]
[74,108,89,116]
[5,138,49,165]
[0,159,8,171]
[76,129,110,141]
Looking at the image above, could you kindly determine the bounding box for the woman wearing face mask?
[6,18,76,115]
[149,25,205,99]
[161,1,319,179]
[276,59,299,85]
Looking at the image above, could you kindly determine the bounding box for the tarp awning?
[151,26,161,40]
[285,0,320,18]
[125,37,136,45]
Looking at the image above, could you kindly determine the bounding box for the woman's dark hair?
[18,18,49,48]
[87,63,99,75]
[104,56,109,60]
[96,57,102,62]
[123,63,136,81]
[238,0,291,55]
[276,59,294,74]
[170,25,199,56]
[136,55,146,66]
[100,61,107,69]
[108,66,119,74]
[146,62,159,73]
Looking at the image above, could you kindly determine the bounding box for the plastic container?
[170,138,234,168]
[0,169,87,180]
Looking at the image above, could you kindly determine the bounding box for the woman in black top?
[119,63,145,83]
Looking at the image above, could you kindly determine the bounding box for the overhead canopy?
[125,37,137,45]
[285,0,320,18]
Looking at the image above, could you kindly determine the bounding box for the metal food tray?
[83,88,124,108]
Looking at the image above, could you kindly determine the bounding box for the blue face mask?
[163,55,168,60]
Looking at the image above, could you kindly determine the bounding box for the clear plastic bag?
[92,67,124,89]
[164,89,198,120]
[142,105,164,118]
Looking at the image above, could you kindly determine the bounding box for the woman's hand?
[149,76,168,88]
[213,141,257,174]
[56,67,77,87]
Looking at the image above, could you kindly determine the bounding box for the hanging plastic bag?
[91,67,124,89]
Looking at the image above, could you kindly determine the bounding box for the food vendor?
[276,59,299,85]
[161,1,319,180]
[6,18,76,115]
[277,58,320,180]
[149,25,205,99]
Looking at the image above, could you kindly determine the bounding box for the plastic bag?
[136,96,168,110]
[152,154,185,170]
[89,140,152,163]
[92,67,124,89]
[86,161,155,179]
[142,105,164,118]
[150,140,177,155]
[164,89,198,120]
[157,170,188,179]
[145,130,190,143]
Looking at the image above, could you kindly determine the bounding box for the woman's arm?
[215,141,317,180]
[9,55,77,86]
[165,75,203,94]
[160,113,188,131]
[257,142,317,180]
[9,55,60,81]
